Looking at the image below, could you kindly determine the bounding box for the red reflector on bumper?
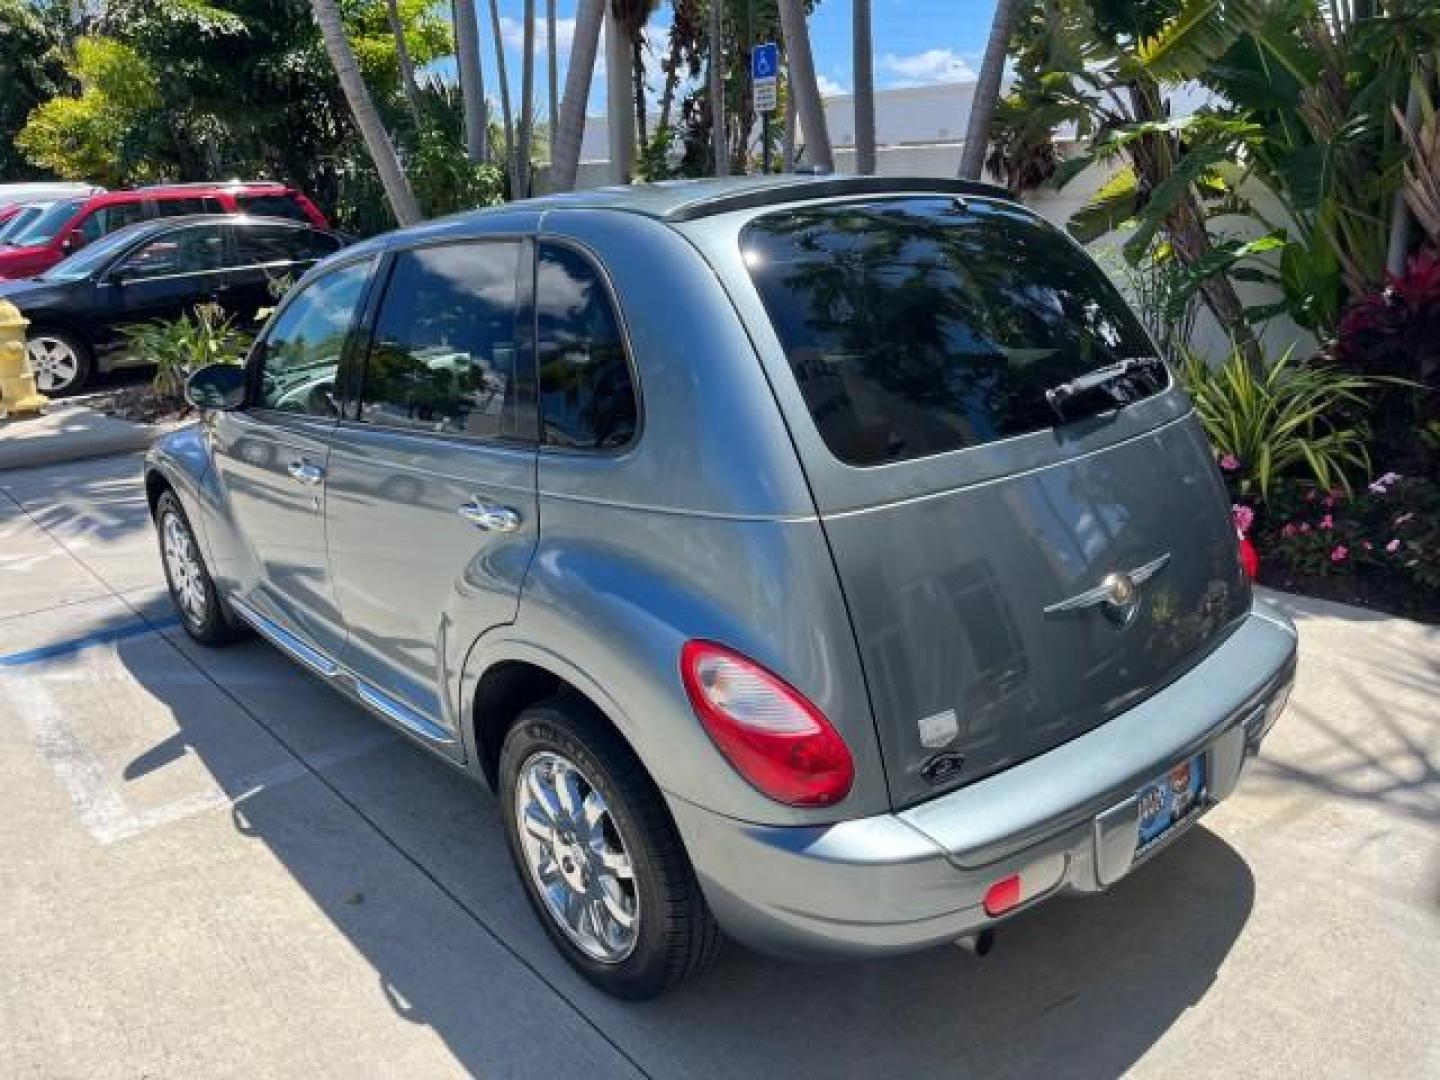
[983,874,1022,916]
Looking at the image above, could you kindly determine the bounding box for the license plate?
[1135,753,1205,852]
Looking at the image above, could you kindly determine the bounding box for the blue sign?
[752,43,779,81]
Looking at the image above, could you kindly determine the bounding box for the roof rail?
[130,180,280,192]
[663,175,1012,223]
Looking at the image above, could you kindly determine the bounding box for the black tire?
[26,327,93,396]
[155,491,246,646]
[499,694,722,999]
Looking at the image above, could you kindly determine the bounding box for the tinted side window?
[358,242,527,440]
[233,225,340,267]
[153,198,210,217]
[238,194,310,222]
[79,201,147,243]
[116,225,226,279]
[255,258,373,415]
[537,244,636,450]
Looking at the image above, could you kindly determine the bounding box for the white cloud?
[498,14,578,55]
[879,48,976,86]
[816,74,847,98]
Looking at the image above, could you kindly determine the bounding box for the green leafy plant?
[122,303,252,400]
[1179,346,1386,500]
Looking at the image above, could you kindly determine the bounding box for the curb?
[0,403,178,471]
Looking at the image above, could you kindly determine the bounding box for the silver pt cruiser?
[147,176,1298,999]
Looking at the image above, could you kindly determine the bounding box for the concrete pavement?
[1,451,1437,1078]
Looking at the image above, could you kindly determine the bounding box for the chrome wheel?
[515,751,639,963]
[162,512,208,626]
[27,336,82,393]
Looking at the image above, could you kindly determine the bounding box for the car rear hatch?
[718,194,1251,810]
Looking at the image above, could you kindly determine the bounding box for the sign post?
[752,42,779,173]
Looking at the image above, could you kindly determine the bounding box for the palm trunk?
[487,0,517,189]
[776,0,832,172]
[309,0,421,225]
[386,0,424,127]
[959,0,1016,180]
[516,0,535,195]
[606,3,637,182]
[853,0,875,174]
[546,0,559,157]
[708,0,728,176]
[657,17,682,134]
[1387,80,1424,275]
[454,0,488,161]
[550,0,605,191]
[634,36,648,146]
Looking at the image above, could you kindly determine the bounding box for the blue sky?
[434,1,1000,118]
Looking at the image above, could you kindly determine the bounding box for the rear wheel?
[156,491,245,646]
[499,695,722,999]
[26,329,93,396]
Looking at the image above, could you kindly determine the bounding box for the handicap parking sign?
[752,42,779,81]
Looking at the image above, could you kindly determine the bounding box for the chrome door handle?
[287,459,325,486]
[457,500,520,532]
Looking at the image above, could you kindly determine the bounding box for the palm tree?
[454,0,488,161]
[959,0,1016,180]
[488,0,518,189]
[551,0,606,191]
[385,0,424,127]
[606,2,637,181]
[853,0,875,174]
[708,0,727,176]
[309,0,421,225]
[546,0,559,154]
[517,0,536,194]
[776,0,832,172]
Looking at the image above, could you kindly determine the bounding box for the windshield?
[40,224,155,282]
[0,205,46,245]
[10,198,83,247]
[741,197,1160,467]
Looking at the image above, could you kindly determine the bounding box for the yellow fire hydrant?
[0,299,48,419]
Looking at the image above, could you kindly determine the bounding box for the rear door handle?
[457,500,520,532]
[287,459,324,486]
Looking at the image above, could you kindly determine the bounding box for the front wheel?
[26,328,93,396]
[499,695,722,999]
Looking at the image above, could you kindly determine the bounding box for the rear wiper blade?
[1045,356,1166,422]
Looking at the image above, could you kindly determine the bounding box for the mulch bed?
[1258,565,1440,624]
[86,384,191,426]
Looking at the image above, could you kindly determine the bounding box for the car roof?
[69,184,296,209]
[517,174,1011,222]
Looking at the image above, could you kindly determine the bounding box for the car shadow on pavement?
[118,630,1256,1079]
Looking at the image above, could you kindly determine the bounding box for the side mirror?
[185,363,246,412]
[60,230,84,255]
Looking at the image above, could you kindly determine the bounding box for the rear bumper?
[668,597,1297,960]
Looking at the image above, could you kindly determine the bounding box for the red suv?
[0,183,328,280]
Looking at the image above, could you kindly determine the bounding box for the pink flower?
[1232,504,1255,535]
[1386,538,1401,553]
[1331,545,1348,563]
[1320,514,1334,530]
[1218,454,1240,472]
[1281,523,1298,538]
[1300,523,1312,534]
[1370,471,1402,495]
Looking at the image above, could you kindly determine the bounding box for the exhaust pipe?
[954,928,996,957]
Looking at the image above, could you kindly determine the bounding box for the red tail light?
[680,640,854,806]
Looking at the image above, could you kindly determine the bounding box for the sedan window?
[10,199,82,246]
[114,225,227,281]
[232,225,342,268]
[255,257,373,415]
[357,242,528,441]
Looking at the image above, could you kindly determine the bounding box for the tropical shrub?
[122,304,252,400]
[1180,348,1383,500]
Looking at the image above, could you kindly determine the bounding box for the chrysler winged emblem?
[1043,554,1171,626]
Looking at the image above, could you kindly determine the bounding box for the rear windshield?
[741,197,1160,466]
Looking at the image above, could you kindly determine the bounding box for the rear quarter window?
[238,194,311,222]
[741,197,1160,467]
